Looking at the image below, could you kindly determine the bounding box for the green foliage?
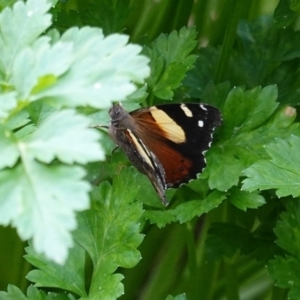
[206,220,282,263]
[74,167,144,299]
[143,27,197,100]
[1,0,300,300]
[185,16,300,105]
[0,284,76,299]
[52,0,131,35]
[0,0,149,265]
[274,0,299,27]
[145,190,226,227]
[25,242,86,296]
[268,201,300,299]
[204,85,300,192]
[243,135,300,197]
[23,167,143,299]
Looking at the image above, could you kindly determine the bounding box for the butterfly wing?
[109,102,222,205]
[130,103,222,188]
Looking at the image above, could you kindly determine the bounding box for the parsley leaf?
[73,167,144,299]
[243,135,300,197]
[144,27,197,100]
[268,201,300,299]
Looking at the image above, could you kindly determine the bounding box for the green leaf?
[206,146,244,191]
[144,210,176,228]
[26,110,103,164]
[0,124,19,169]
[268,256,300,299]
[166,294,187,300]
[73,167,144,299]
[52,0,131,36]
[0,0,51,76]
[223,85,278,137]
[274,0,298,28]
[268,200,300,299]
[0,0,17,11]
[5,109,30,130]
[11,40,73,99]
[206,86,300,192]
[274,201,300,259]
[14,124,36,139]
[234,18,300,105]
[0,92,17,119]
[125,84,148,104]
[135,171,167,208]
[228,188,265,211]
[79,0,131,35]
[242,135,300,197]
[25,242,86,297]
[183,46,219,98]
[0,284,77,300]
[172,190,226,223]
[201,81,231,109]
[268,200,300,300]
[185,17,300,105]
[26,286,46,300]
[0,285,27,300]
[0,162,90,264]
[0,0,151,266]
[145,27,197,100]
[145,191,226,226]
[1,0,150,111]
[27,101,57,126]
[290,0,300,13]
[153,62,190,99]
[34,27,150,108]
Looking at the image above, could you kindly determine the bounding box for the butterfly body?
[109,103,222,205]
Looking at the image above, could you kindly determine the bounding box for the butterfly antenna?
[90,124,109,129]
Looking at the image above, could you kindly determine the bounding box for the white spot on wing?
[180,104,193,117]
[198,120,204,127]
[200,104,208,111]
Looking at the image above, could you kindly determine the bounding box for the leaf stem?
[215,0,245,84]
[224,259,240,300]
[184,221,198,300]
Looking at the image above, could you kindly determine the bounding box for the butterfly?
[108,102,222,205]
